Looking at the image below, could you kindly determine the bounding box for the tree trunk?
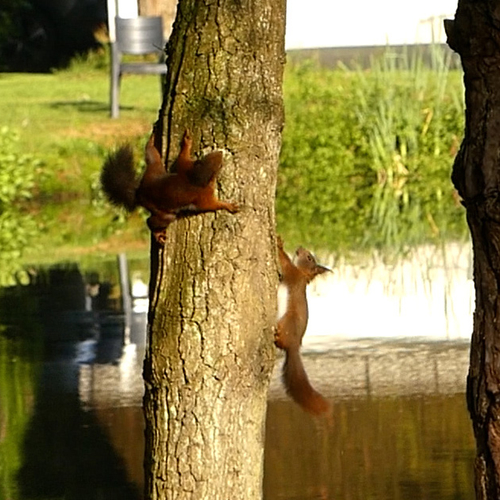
[445,2,500,498]
[142,1,286,499]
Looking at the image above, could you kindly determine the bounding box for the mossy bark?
[445,1,500,498]
[142,1,285,499]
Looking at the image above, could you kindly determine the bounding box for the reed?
[0,49,468,275]
[277,47,466,255]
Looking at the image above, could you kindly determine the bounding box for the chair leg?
[111,72,121,119]
[110,44,120,118]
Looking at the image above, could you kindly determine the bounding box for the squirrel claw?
[277,235,284,250]
[274,325,289,350]
[154,229,167,245]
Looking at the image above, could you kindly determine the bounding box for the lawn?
[0,63,164,266]
[0,69,161,150]
[0,49,468,280]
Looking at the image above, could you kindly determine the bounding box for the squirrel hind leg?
[181,130,193,151]
[188,151,223,187]
[145,135,164,174]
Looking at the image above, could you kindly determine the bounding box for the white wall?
[290,243,474,342]
[286,0,458,49]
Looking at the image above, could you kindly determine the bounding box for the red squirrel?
[100,125,239,243]
[275,237,331,416]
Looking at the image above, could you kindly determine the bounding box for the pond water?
[0,261,475,500]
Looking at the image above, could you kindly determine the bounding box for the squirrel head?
[295,247,331,282]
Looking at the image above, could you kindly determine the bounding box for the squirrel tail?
[282,348,331,416]
[100,145,139,211]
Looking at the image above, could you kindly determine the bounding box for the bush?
[277,51,466,254]
[0,127,42,283]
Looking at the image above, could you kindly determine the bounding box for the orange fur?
[101,126,238,243]
[275,237,331,416]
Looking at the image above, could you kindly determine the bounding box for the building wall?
[285,0,458,49]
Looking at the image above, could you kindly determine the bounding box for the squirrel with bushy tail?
[275,237,332,417]
[100,123,239,243]
[102,122,329,416]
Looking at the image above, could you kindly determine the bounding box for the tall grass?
[277,47,466,255]
[0,49,467,274]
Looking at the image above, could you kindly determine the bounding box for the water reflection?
[265,395,474,500]
[0,260,475,500]
[18,388,141,499]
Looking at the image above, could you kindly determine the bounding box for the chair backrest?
[115,16,164,55]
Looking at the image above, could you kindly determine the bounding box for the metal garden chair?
[109,16,167,118]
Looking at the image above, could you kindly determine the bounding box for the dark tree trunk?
[445,1,500,497]
[142,1,286,499]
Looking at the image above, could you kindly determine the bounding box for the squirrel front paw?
[274,323,290,350]
[226,202,240,214]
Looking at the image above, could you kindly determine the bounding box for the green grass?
[1,59,162,189]
[278,53,467,255]
[0,63,162,270]
[0,49,469,281]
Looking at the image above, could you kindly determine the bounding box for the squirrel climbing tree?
[275,237,331,416]
[101,125,238,244]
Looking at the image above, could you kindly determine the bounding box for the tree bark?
[445,1,500,498]
[142,1,286,499]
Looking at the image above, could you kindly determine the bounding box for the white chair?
[109,15,167,118]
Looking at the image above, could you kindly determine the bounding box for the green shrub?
[0,127,42,283]
[277,51,466,254]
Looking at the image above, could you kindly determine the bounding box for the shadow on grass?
[48,100,151,114]
[48,100,111,113]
